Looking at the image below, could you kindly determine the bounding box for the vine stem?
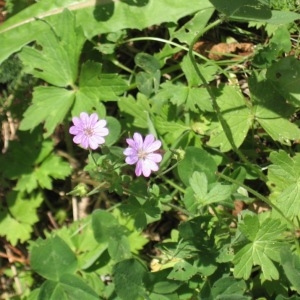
[162,176,186,194]
[89,149,98,167]
[217,172,297,229]
[187,19,267,181]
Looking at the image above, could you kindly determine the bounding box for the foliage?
[1,0,300,299]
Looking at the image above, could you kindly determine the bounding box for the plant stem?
[166,202,194,217]
[89,149,98,168]
[217,172,297,229]
[188,19,266,181]
[162,176,186,194]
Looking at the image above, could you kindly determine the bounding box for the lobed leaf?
[207,85,252,152]
[233,214,287,280]
[19,86,76,137]
[268,151,300,218]
[249,71,300,145]
[266,56,300,105]
[0,0,213,64]
[0,192,43,245]
[19,9,85,87]
[178,147,217,186]
[280,249,300,293]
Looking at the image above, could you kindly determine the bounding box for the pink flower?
[124,133,163,177]
[69,112,109,150]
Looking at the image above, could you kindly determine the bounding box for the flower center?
[137,150,148,160]
[84,127,94,137]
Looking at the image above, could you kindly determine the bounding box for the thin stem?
[217,172,297,229]
[188,19,266,181]
[166,202,194,218]
[86,182,109,196]
[111,58,134,74]
[160,130,190,169]
[154,157,183,179]
[107,202,122,212]
[89,149,98,168]
[162,176,186,194]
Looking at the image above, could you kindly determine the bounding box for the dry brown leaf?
[193,41,254,60]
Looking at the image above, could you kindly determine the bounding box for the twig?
[4,246,22,295]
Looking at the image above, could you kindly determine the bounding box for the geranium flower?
[124,133,163,177]
[69,112,109,150]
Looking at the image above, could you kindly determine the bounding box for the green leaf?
[208,85,252,152]
[38,274,98,300]
[19,86,75,137]
[265,10,300,25]
[19,9,85,87]
[178,147,217,186]
[252,25,292,68]
[0,191,43,245]
[181,56,218,87]
[167,260,198,281]
[210,277,248,299]
[92,210,121,244]
[13,150,72,192]
[78,60,128,102]
[108,234,132,262]
[135,52,161,74]
[185,171,232,211]
[0,129,71,193]
[171,8,215,44]
[30,235,78,281]
[136,70,160,97]
[189,172,208,199]
[156,58,216,112]
[35,154,72,186]
[0,0,214,64]
[268,151,300,218]
[205,182,232,205]
[249,71,300,145]
[186,87,213,112]
[121,197,161,230]
[92,210,131,261]
[113,258,147,300]
[105,116,121,146]
[209,0,272,21]
[118,93,151,129]
[43,216,108,271]
[148,270,181,295]
[233,214,286,280]
[154,82,188,107]
[154,106,190,144]
[268,150,299,190]
[266,56,300,105]
[280,249,300,293]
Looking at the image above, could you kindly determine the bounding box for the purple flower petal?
[143,134,155,149]
[123,148,137,156]
[125,155,139,165]
[124,132,163,177]
[126,138,138,150]
[69,112,109,150]
[135,160,143,176]
[145,140,162,152]
[133,133,143,149]
[89,113,99,125]
[147,153,162,163]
